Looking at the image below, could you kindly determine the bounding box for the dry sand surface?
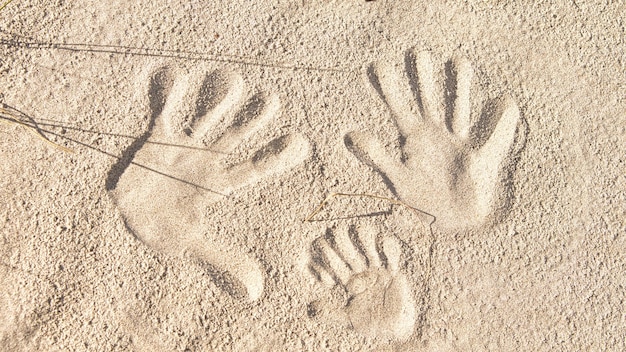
[0,0,625,351]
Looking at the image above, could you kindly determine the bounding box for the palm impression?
[107,65,310,301]
[309,225,416,342]
[345,50,524,231]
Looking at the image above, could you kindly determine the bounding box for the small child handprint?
[309,225,416,341]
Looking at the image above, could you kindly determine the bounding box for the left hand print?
[107,64,310,302]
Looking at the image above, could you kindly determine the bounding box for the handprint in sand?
[345,51,524,231]
[107,65,310,302]
[309,225,416,341]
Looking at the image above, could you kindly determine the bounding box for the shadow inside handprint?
[345,50,525,231]
[308,225,416,342]
[107,65,310,302]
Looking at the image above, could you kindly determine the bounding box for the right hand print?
[309,225,416,342]
[345,50,525,231]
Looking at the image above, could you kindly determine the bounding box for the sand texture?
[0,0,624,351]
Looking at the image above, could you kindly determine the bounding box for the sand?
[0,0,624,351]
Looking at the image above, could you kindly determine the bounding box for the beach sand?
[0,0,624,350]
